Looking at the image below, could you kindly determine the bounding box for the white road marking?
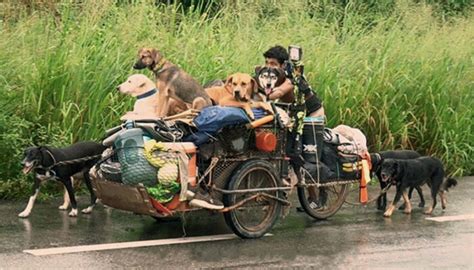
[426,214,474,222]
[24,234,272,256]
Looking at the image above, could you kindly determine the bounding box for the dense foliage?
[0,0,472,199]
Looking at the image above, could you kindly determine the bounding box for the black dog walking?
[380,156,457,217]
[19,141,106,217]
[370,150,422,210]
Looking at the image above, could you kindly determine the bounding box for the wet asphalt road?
[0,177,473,269]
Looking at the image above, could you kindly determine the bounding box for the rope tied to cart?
[344,182,393,206]
[39,149,103,170]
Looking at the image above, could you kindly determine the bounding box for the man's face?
[265,58,282,68]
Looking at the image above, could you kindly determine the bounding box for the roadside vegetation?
[0,0,472,199]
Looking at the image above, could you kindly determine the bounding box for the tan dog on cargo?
[117,74,187,120]
[134,48,212,117]
[205,73,273,120]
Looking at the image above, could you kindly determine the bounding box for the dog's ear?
[28,146,43,161]
[225,74,234,93]
[225,74,234,86]
[254,65,263,76]
[392,161,401,177]
[392,161,398,171]
[150,48,159,61]
[250,77,258,94]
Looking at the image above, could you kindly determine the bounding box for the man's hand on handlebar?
[297,77,312,95]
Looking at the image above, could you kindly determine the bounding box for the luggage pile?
[303,121,369,182]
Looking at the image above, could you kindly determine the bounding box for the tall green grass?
[0,0,473,198]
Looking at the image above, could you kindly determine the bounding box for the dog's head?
[369,153,382,172]
[117,74,155,97]
[21,147,44,174]
[225,73,258,101]
[134,48,164,70]
[380,159,399,183]
[256,66,286,96]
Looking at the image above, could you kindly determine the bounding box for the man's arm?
[269,78,294,100]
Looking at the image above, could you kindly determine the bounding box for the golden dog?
[205,73,273,120]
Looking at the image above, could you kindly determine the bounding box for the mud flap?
[91,177,163,217]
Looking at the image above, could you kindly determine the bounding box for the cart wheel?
[297,183,348,220]
[223,160,282,239]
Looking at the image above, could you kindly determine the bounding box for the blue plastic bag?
[193,106,250,134]
[184,106,250,146]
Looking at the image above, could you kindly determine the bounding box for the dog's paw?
[383,211,392,218]
[68,209,78,217]
[58,204,68,210]
[418,202,425,208]
[81,206,93,214]
[120,112,133,121]
[18,211,30,218]
[403,209,412,214]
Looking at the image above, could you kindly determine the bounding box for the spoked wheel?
[297,183,348,220]
[223,160,282,239]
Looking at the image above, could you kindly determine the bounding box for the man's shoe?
[296,197,323,213]
[308,200,321,209]
[189,190,224,210]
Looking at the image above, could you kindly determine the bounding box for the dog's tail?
[442,178,458,192]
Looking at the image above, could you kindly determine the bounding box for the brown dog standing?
[205,73,273,120]
[134,48,212,117]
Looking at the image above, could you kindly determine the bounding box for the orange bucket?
[255,131,277,152]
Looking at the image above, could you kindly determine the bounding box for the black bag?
[320,142,361,180]
[138,120,186,142]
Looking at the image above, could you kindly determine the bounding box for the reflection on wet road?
[1,177,473,269]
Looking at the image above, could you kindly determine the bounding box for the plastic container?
[115,128,157,187]
[302,117,325,163]
[255,131,277,152]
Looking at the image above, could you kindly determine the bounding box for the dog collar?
[137,88,157,100]
[152,58,167,73]
[36,148,58,170]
